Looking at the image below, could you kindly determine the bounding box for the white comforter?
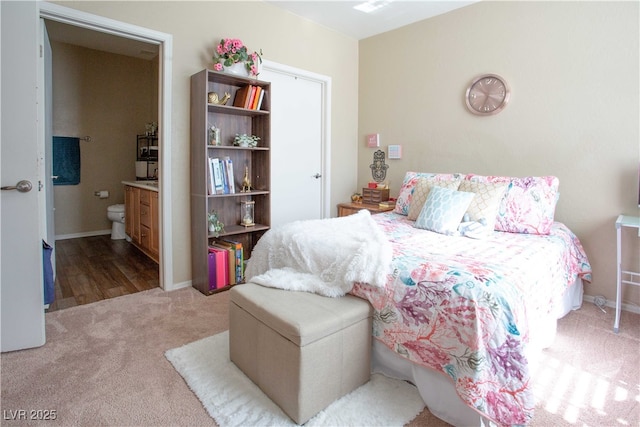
[244,210,393,297]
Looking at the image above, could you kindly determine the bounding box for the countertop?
[122,180,159,192]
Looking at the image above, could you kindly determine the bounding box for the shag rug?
[165,331,425,426]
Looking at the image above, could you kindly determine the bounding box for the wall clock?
[465,74,510,115]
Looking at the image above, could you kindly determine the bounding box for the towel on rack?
[53,136,80,185]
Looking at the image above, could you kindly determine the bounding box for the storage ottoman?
[229,282,372,425]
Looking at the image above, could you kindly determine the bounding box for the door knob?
[1,180,33,192]
[312,173,322,179]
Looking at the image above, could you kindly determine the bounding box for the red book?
[245,85,257,109]
[208,246,228,287]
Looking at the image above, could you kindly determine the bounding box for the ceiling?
[265,0,477,39]
[44,1,476,59]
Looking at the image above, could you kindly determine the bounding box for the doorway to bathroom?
[40,6,172,311]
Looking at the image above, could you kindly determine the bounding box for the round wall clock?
[465,74,510,115]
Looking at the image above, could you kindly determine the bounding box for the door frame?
[38,2,176,290]
[261,60,332,219]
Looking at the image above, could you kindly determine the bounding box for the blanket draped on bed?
[245,210,393,297]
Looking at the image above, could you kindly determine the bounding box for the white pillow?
[415,186,475,235]
[458,180,508,234]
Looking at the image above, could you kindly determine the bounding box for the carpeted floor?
[1,286,638,426]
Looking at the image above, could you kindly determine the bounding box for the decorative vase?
[222,61,250,77]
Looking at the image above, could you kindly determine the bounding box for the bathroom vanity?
[123,181,159,263]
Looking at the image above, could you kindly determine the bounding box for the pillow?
[465,175,560,234]
[393,172,435,215]
[394,171,465,216]
[415,186,475,235]
[457,180,508,233]
[407,177,463,220]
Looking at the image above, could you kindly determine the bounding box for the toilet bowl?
[107,204,126,240]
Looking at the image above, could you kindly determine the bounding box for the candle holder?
[240,200,255,227]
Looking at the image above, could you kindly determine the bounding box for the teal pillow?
[415,186,475,234]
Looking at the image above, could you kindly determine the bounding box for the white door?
[260,65,329,228]
[1,1,47,351]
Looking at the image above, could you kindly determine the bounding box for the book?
[208,246,229,287]
[251,87,262,110]
[211,241,236,285]
[246,85,257,109]
[207,252,217,290]
[219,238,244,283]
[223,157,235,194]
[233,85,252,108]
[255,88,265,110]
[218,158,229,194]
[207,157,215,195]
[211,158,224,194]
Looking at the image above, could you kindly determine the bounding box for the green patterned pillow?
[415,186,475,234]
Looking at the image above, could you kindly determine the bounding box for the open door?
[1,1,47,351]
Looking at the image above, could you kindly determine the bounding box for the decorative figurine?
[207,92,231,105]
[369,149,389,183]
[241,166,252,192]
[240,200,255,227]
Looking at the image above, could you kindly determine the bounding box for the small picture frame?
[388,145,402,159]
[366,133,380,148]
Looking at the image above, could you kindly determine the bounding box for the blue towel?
[53,136,80,185]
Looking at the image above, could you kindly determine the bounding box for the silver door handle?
[1,180,33,192]
[312,173,322,179]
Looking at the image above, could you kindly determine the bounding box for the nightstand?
[337,202,394,217]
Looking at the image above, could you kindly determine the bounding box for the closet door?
[261,66,326,227]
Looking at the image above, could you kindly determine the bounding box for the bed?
[245,172,592,426]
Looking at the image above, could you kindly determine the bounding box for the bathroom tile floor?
[46,235,159,312]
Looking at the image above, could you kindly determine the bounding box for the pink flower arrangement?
[213,38,262,76]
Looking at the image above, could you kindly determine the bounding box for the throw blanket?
[245,210,393,297]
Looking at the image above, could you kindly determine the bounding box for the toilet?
[107,204,126,240]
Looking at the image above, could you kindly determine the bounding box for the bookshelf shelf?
[191,69,271,295]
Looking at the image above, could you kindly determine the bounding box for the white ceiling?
[265,0,477,40]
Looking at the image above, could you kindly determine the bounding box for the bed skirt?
[371,278,584,427]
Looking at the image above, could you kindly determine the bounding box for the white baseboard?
[55,230,111,241]
[164,280,192,292]
[583,294,640,314]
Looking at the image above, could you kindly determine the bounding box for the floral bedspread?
[351,212,592,426]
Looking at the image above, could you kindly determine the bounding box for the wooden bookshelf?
[190,69,271,295]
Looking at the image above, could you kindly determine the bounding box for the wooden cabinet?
[190,69,271,295]
[124,184,159,263]
[150,191,159,258]
[337,202,395,217]
[125,186,140,243]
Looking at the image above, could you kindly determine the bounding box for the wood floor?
[46,235,159,312]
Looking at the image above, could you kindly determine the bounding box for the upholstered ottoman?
[229,282,372,424]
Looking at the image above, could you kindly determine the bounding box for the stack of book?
[233,85,265,110]
[207,156,235,195]
[208,239,244,291]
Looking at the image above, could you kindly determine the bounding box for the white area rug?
[166,331,425,427]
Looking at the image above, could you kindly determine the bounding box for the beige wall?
[53,1,360,287]
[51,41,157,236]
[359,1,639,305]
